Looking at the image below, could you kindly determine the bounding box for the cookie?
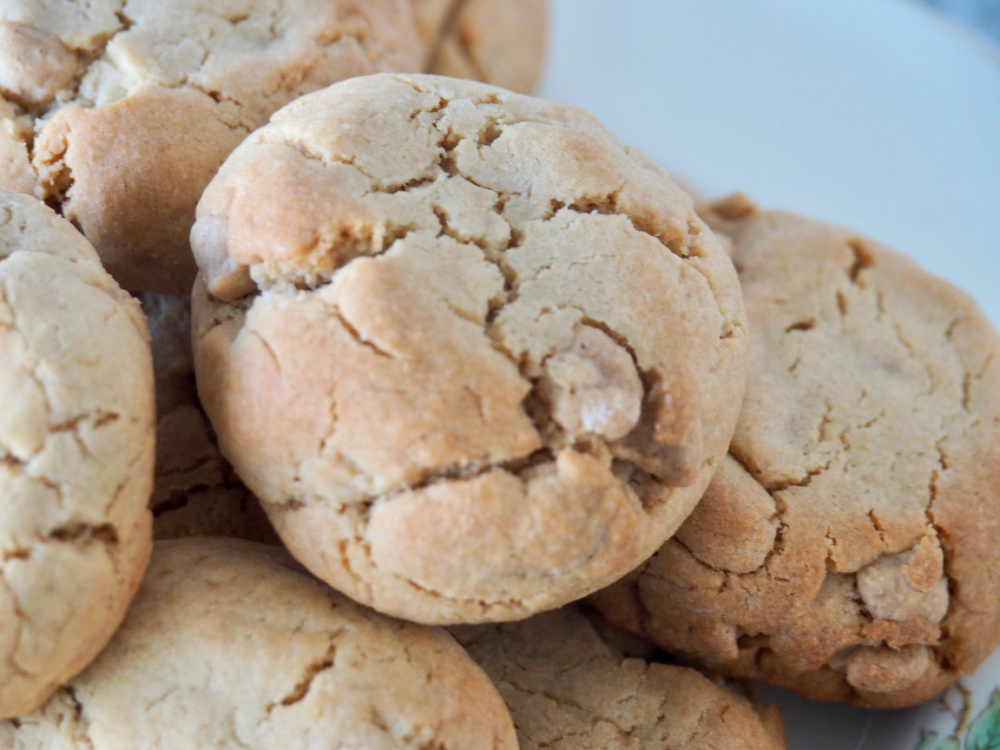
[140,293,277,543]
[0,192,154,718]
[451,606,787,749]
[150,404,278,543]
[191,73,748,624]
[0,0,421,294]
[410,0,548,93]
[591,197,1000,707]
[0,538,518,749]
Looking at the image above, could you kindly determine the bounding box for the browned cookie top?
[592,196,1000,708]
[191,73,748,624]
[0,0,421,294]
[451,606,787,750]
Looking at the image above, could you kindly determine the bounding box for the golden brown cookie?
[410,0,548,93]
[0,538,518,749]
[591,197,1000,708]
[140,293,277,543]
[0,192,154,719]
[0,0,421,294]
[191,73,748,625]
[451,606,787,750]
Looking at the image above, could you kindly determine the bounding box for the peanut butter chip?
[589,202,1000,708]
[845,645,932,694]
[190,74,749,624]
[857,545,949,623]
[540,326,642,441]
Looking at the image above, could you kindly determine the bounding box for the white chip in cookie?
[191,73,748,624]
[592,198,1000,707]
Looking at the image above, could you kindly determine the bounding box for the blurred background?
[541,0,1000,330]
[916,0,1000,44]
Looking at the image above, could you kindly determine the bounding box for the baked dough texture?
[451,606,787,750]
[0,0,421,294]
[591,196,1000,708]
[0,538,518,749]
[191,73,748,624]
[410,0,548,93]
[141,293,277,543]
[151,404,278,544]
[0,192,154,719]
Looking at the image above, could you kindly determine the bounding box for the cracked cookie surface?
[191,73,748,624]
[450,606,787,749]
[410,0,548,93]
[141,293,277,544]
[0,192,154,719]
[0,538,518,749]
[591,197,1000,707]
[0,0,421,294]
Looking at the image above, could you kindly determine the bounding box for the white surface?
[539,2,1000,749]
[539,0,1000,329]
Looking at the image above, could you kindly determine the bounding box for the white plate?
[540,0,1000,330]
[539,1,1000,748]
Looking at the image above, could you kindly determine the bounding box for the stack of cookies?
[2,2,998,748]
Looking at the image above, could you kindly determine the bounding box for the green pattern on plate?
[916,688,1000,750]
[917,734,963,750]
[966,690,1000,750]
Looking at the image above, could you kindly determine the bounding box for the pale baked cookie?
[451,606,787,750]
[140,293,277,543]
[0,192,154,719]
[0,0,421,294]
[191,73,748,624]
[591,196,1000,708]
[0,538,518,749]
[410,0,548,93]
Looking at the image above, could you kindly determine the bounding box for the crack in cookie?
[591,199,1000,708]
[191,74,748,625]
[0,540,518,748]
[0,0,422,293]
[0,193,154,719]
[450,606,787,749]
